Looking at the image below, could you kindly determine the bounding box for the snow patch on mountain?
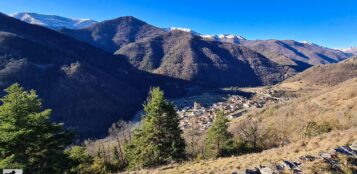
[201,34,245,40]
[166,27,201,35]
[166,27,246,44]
[300,41,321,47]
[299,41,338,51]
[338,47,357,55]
[10,12,97,30]
[338,46,357,52]
[201,34,246,44]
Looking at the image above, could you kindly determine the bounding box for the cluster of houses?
[177,88,290,131]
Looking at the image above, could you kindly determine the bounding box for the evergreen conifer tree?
[125,87,185,169]
[0,84,73,173]
[205,110,234,158]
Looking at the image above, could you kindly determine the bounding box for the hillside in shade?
[116,31,294,87]
[60,16,166,53]
[0,13,191,139]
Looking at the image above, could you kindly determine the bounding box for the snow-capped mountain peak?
[338,46,357,52]
[299,41,332,49]
[300,40,319,46]
[337,46,357,55]
[10,12,97,30]
[201,34,246,44]
[169,27,193,33]
[202,34,246,40]
[165,27,246,44]
[166,27,201,35]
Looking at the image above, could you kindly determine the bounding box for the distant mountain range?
[116,30,293,87]
[9,12,353,84]
[166,27,351,70]
[11,13,352,68]
[239,40,350,71]
[58,17,351,72]
[338,47,357,55]
[287,56,357,86]
[10,12,97,29]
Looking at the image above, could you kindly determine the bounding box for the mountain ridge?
[116,30,294,87]
[59,15,350,72]
[10,12,97,29]
[60,16,166,53]
[0,12,191,139]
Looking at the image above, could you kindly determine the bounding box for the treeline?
[0,84,342,173]
[0,84,246,173]
[81,88,271,173]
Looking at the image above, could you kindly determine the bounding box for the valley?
[175,86,291,131]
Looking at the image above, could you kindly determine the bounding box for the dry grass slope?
[127,76,357,173]
[286,56,357,86]
[127,128,357,174]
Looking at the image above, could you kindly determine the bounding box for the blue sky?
[1,0,356,48]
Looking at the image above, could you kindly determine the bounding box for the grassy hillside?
[126,76,357,173]
[285,56,357,86]
[127,128,357,174]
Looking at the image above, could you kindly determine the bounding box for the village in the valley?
[175,87,291,131]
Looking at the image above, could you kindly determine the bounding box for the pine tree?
[125,87,185,169]
[205,110,234,158]
[65,146,93,174]
[0,84,73,173]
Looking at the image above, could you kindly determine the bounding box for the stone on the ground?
[259,166,273,174]
[320,152,332,159]
[299,154,317,161]
[350,140,357,152]
[275,163,285,171]
[282,160,301,173]
[335,146,356,156]
[244,168,260,174]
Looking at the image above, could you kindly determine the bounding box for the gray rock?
[349,141,357,152]
[320,152,332,159]
[283,160,298,169]
[293,169,302,174]
[283,160,301,173]
[335,146,357,156]
[244,168,260,174]
[275,163,285,171]
[299,154,317,161]
[259,166,273,174]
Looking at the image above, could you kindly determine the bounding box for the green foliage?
[125,87,186,169]
[0,83,73,174]
[65,146,109,174]
[65,146,93,174]
[89,157,107,174]
[0,154,24,169]
[105,146,127,172]
[205,111,235,158]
